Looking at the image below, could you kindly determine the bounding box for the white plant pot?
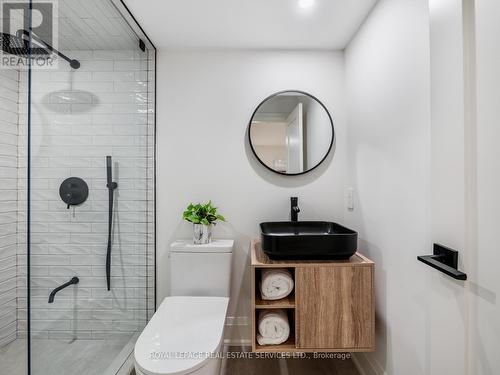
[193,224,212,244]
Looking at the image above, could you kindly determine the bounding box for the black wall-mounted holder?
[106,156,118,291]
[59,177,89,209]
[418,243,467,280]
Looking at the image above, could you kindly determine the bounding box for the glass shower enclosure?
[0,0,156,374]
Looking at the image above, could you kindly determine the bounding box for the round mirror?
[248,90,334,175]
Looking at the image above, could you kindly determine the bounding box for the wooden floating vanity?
[251,240,375,353]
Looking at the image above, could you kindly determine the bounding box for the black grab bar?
[48,277,79,303]
[106,156,118,290]
[417,243,467,280]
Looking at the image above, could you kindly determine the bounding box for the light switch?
[346,188,354,211]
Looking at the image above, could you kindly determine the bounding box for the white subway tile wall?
[14,50,155,341]
[0,66,20,347]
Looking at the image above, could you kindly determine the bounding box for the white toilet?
[134,239,234,375]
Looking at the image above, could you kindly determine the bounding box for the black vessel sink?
[260,221,358,260]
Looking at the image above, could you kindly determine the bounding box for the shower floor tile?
[0,337,130,375]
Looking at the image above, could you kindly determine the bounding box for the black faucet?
[290,197,300,222]
[48,277,79,303]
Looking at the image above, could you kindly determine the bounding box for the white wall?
[156,50,346,342]
[470,0,500,372]
[0,66,19,346]
[345,0,432,373]
[427,0,468,373]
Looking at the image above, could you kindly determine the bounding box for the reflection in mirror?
[248,91,334,175]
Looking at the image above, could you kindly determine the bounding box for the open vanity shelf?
[251,240,375,353]
[255,291,295,309]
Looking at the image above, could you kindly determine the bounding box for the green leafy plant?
[183,201,226,226]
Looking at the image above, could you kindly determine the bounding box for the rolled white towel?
[257,309,290,346]
[259,268,294,300]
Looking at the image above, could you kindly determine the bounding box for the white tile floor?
[0,337,130,375]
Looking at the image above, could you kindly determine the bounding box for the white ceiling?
[122,0,378,50]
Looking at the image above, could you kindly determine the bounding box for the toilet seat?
[134,296,229,375]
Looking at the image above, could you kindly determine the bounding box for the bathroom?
[0,0,499,374]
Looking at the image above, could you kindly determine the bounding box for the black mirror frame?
[247,90,335,176]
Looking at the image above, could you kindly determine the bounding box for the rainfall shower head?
[0,32,31,56]
[0,30,81,69]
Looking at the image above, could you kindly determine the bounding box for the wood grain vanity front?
[251,240,375,352]
[295,266,373,350]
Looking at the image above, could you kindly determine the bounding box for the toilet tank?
[170,239,234,297]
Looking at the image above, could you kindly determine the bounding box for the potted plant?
[182,201,226,244]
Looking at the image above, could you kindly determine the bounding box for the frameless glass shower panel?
[26,1,155,374]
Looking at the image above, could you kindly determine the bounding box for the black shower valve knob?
[59,177,89,209]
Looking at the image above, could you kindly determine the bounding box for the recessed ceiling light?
[298,0,315,9]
